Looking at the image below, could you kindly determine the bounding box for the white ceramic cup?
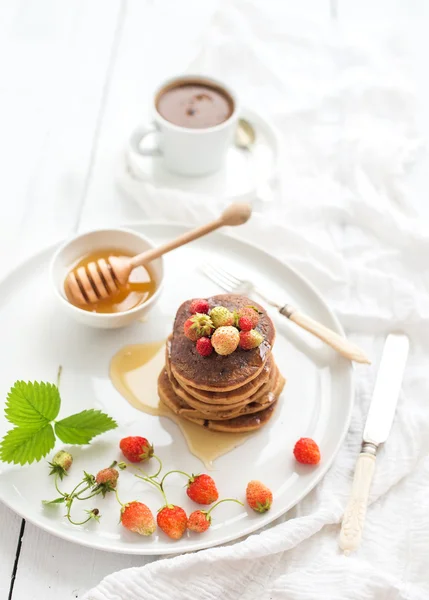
[50,228,164,329]
[129,75,239,177]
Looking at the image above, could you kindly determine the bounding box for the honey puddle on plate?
[110,342,251,469]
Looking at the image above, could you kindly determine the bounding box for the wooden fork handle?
[279,305,370,364]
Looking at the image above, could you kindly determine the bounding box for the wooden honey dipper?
[65,203,252,306]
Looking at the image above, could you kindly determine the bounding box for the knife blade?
[363,333,409,446]
[339,333,409,553]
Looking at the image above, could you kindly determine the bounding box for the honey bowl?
[50,228,164,329]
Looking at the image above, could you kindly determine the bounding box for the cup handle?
[129,122,162,156]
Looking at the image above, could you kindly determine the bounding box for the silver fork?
[201,263,370,364]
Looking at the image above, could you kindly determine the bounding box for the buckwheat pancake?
[170,294,275,392]
[158,368,285,431]
[166,352,278,415]
[181,354,273,404]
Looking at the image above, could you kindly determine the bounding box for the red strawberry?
[239,329,264,350]
[187,498,243,533]
[238,316,253,331]
[187,510,211,533]
[183,313,214,341]
[189,298,209,314]
[120,436,154,463]
[293,438,321,465]
[121,501,156,536]
[196,337,213,357]
[246,480,273,513]
[237,306,260,329]
[187,474,219,505]
[211,326,240,356]
[157,505,187,540]
[96,467,119,488]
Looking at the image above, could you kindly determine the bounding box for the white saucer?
[126,108,280,203]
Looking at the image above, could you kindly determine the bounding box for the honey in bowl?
[65,249,156,313]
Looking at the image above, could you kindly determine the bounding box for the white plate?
[0,223,353,555]
[126,108,279,203]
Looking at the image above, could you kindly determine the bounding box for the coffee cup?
[129,75,239,177]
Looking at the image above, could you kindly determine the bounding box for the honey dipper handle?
[129,203,252,268]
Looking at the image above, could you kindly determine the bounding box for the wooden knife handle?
[339,452,376,553]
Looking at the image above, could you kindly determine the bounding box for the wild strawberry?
[187,499,243,533]
[237,306,260,329]
[246,480,273,513]
[49,450,73,480]
[187,474,219,505]
[238,316,253,331]
[121,501,156,536]
[187,510,211,533]
[196,337,213,357]
[96,467,119,488]
[239,329,263,350]
[189,298,209,314]
[211,326,240,355]
[293,438,321,465]
[209,306,235,328]
[120,436,154,463]
[183,313,214,341]
[157,505,187,540]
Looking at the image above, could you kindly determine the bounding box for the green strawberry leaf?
[55,410,117,444]
[5,381,60,428]
[0,424,56,465]
[42,497,65,505]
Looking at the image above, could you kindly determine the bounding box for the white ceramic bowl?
[50,228,164,329]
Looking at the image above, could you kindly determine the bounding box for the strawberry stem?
[207,498,244,518]
[66,513,95,526]
[135,474,169,506]
[152,455,163,479]
[76,489,101,501]
[160,470,190,488]
[115,488,124,507]
[54,475,66,498]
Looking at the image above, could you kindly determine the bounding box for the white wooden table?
[1,1,428,597]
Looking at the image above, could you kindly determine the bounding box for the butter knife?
[339,333,409,553]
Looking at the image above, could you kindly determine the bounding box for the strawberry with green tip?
[48,450,73,480]
[209,306,235,328]
[121,501,156,536]
[161,470,219,505]
[95,466,119,496]
[239,329,264,350]
[183,313,214,341]
[211,326,240,355]
[188,498,244,533]
[246,480,272,513]
[119,436,154,463]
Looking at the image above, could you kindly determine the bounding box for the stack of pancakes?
[158,294,285,432]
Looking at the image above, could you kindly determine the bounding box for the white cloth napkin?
[85,2,429,599]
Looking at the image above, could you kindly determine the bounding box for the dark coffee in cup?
[156,79,234,129]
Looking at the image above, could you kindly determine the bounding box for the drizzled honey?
[65,249,156,313]
[110,342,251,469]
